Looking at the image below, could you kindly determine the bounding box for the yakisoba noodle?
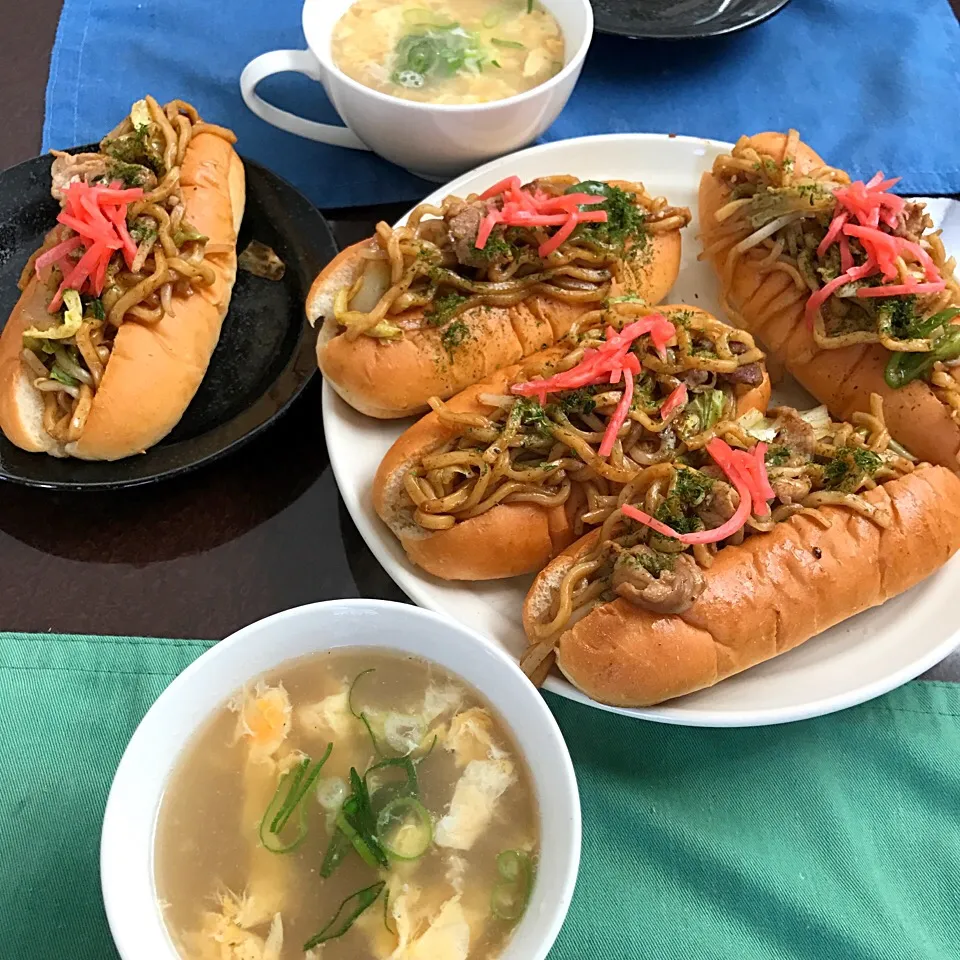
[335,176,691,340]
[19,97,236,444]
[521,393,916,681]
[402,304,765,535]
[702,131,960,415]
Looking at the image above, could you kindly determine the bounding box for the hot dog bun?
[374,307,771,581]
[308,230,683,420]
[698,132,960,471]
[0,132,245,460]
[524,465,960,706]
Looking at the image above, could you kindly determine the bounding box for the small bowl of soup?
[239,0,593,180]
[101,600,580,960]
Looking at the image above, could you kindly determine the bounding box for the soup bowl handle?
[240,50,370,151]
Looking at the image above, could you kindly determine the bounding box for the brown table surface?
[2,0,958,685]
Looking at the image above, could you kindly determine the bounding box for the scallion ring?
[258,743,332,854]
[491,849,533,921]
[376,796,433,860]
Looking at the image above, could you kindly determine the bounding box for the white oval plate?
[322,133,960,727]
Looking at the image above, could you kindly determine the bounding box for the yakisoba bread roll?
[309,175,691,418]
[374,304,771,580]
[522,397,960,706]
[699,130,960,471]
[0,97,244,460]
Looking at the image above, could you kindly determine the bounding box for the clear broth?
[155,649,539,960]
[331,0,565,105]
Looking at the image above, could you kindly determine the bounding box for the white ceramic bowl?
[239,0,594,180]
[101,599,581,960]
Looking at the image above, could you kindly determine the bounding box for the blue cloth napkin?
[43,0,960,209]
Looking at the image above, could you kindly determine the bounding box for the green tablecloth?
[4,632,959,958]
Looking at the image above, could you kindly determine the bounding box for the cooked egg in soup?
[331,0,565,104]
[155,649,539,960]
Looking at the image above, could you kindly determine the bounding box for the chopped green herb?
[653,496,704,536]
[304,881,386,949]
[566,182,648,255]
[513,396,552,436]
[472,231,515,263]
[668,309,696,327]
[87,297,105,321]
[672,467,713,507]
[425,291,469,327]
[876,296,920,341]
[822,446,883,492]
[491,38,525,48]
[558,386,597,416]
[441,319,470,355]
[765,445,791,467]
[107,159,151,188]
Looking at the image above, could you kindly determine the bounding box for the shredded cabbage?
[736,408,779,442]
[130,99,151,131]
[23,289,83,340]
[798,404,832,440]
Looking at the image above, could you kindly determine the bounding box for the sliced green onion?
[258,744,332,854]
[527,0,534,12]
[492,38,525,48]
[348,669,381,754]
[491,849,533,921]
[303,881,385,950]
[340,769,390,868]
[402,7,448,26]
[365,755,419,813]
[320,827,352,878]
[376,796,433,860]
[384,886,397,935]
[336,805,384,868]
[491,882,528,920]
[497,849,526,882]
[418,734,439,762]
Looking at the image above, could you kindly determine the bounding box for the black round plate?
[0,148,336,490]
[592,0,791,40]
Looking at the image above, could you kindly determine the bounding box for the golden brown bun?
[309,229,683,420]
[0,132,245,460]
[0,279,69,456]
[524,466,960,707]
[373,347,576,580]
[374,306,770,580]
[699,132,960,471]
